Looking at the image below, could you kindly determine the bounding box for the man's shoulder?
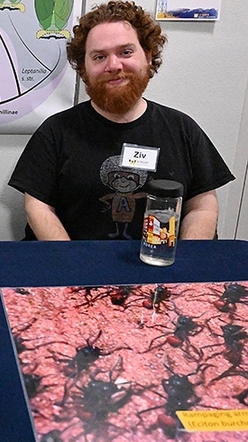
[40,101,91,128]
[147,100,197,129]
[148,100,192,119]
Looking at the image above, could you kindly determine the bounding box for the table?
[0,239,247,288]
[0,239,247,442]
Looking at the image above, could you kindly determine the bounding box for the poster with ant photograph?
[2,281,248,442]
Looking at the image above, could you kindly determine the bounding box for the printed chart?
[0,1,83,133]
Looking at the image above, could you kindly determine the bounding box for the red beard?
[84,68,150,115]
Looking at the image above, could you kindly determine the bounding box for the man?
[8,1,235,241]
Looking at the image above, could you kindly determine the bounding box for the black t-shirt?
[8,100,235,240]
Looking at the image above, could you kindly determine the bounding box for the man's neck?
[91,98,147,123]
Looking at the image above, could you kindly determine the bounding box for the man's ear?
[146,51,152,65]
[79,65,86,82]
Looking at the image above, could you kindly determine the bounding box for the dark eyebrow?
[89,43,136,57]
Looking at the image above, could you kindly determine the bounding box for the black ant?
[165,302,205,358]
[157,373,200,438]
[233,388,248,406]
[57,357,134,441]
[166,314,203,350]
[40,430,63,442]
[84,284,170,312]
[69,285,136,308]
[92,285,134,306]
[221,323,247,367]
[92,285,143,308]
[49,330,131,377]
[76,357,132,417]
[142,303,204,358]
[142,284,170,312]
[49,330,131,406]
[213,282,248,313]
[113,284,170,312]
[15,287,30,295]
[12,318,38,353]
[66,286,100,308]
[203,319,248,383]
[138,358,201,439]
[109,285,134,306]
[22,372,43,399]
[65,329,103,375]
[48,330,103,386]
[20,359,59,400]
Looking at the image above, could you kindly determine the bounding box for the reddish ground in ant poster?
[2,281,248,442]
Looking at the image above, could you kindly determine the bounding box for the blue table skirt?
[0,239,247,288]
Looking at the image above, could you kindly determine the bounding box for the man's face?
[84,21,151,115]
[108,170,140,193]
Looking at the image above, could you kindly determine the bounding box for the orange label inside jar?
[142,214,176,247]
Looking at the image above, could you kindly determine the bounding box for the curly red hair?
[67,1,167,79]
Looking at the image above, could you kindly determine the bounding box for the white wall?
[223,76,248,240]
[0,135,28,240]
[1,0,248,240]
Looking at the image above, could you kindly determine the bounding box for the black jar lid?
[148,179,184,198]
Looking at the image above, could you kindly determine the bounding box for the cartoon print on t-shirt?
[99,155,148,239]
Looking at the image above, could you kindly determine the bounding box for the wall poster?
[156,1,222,20]
[0,1,84,134]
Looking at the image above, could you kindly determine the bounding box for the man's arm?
[25,193,70,240]
[179,190,219,239]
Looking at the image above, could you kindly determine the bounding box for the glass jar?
[140,179,184,266]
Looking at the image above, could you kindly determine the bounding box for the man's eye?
[93,55,105,61]
[121,50,133,57]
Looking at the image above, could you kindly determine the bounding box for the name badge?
[120,143,160,171]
